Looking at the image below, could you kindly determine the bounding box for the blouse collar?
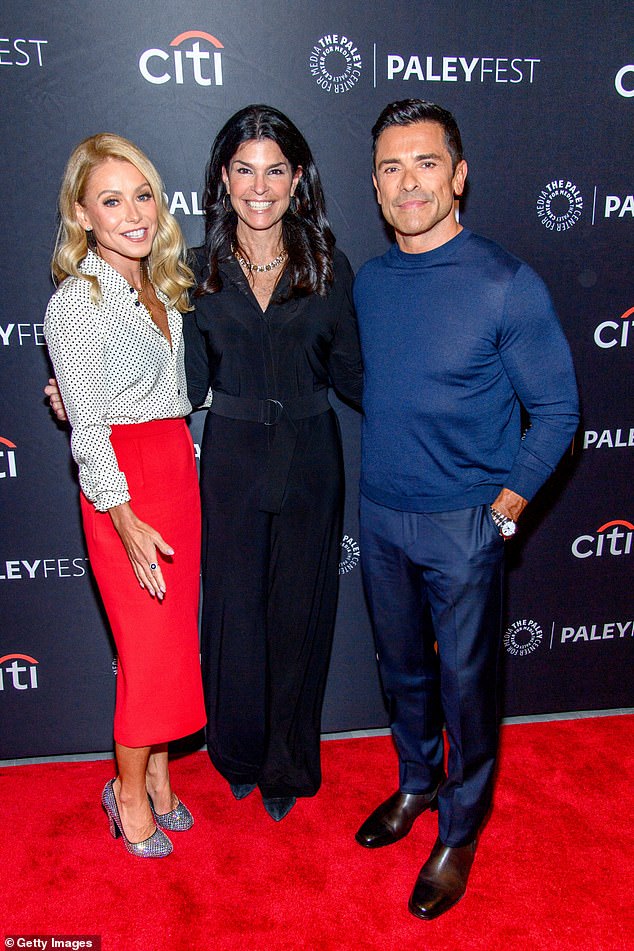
[79,250,170,305]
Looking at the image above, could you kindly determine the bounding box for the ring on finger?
[150,563,158,571]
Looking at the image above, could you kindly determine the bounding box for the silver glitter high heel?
[148,793,194,831]
[101,779,173,858]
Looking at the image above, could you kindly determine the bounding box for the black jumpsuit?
[183,248,363,798]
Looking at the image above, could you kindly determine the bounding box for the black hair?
[197,104,335,297]
[371,99,464,171]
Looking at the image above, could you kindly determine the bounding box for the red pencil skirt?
[80,418,206,747]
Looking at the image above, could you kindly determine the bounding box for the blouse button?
[134,300,140,307]
[129,286,135,293]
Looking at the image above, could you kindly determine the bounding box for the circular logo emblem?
[309,34,363,94]
[536,180,583,232]
[339,534,360,574]
[504,619,543,656]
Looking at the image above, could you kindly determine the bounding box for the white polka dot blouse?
[44,250,191,511]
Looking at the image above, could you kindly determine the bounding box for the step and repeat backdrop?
[1,1,632,758]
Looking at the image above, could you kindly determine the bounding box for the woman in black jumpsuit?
[183,106,363,819]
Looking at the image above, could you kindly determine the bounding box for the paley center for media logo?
[0,436,17,478]
[139,30,224,87]
[504,619,543,657]
[536,180,633,231]
[309,33,362,94]
[536,180,583,232]
[0,653,39,690]
[571,519,633,560]
[339,534,360,575]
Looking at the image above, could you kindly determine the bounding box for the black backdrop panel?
[1,1,632,757]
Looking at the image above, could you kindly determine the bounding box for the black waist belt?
[209,388,332,513]
[209,389,331,425]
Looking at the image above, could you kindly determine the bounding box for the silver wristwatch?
[490,506,518,538]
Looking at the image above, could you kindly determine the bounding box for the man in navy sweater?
[353,100,579,920]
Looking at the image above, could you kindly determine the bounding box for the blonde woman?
[44,134,206,857]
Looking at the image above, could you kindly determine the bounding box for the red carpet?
[1,716,633,950]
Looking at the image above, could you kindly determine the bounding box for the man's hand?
[491,488,528,522]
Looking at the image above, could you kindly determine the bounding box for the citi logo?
[0,653,39,690]
[571,520,634,559]
[615,64,634,98]
[0,437,17,478]
[594,307,634,349]
[139,30,224,86]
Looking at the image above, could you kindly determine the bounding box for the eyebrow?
[377,152,443,168]
[231,160,288,170]
[95,182,151,198]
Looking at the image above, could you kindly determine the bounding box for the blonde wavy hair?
[52,133,193,312]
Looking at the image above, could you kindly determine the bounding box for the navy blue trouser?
[360,496,505,847]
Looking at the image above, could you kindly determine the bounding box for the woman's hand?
[45,378,68,422]
[108,502,174,599]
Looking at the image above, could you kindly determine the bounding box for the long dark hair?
[197,104,335,298]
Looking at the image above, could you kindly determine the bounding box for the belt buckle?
[263,398,283,426]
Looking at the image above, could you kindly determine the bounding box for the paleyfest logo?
[310,33,362,94]
[139,30,224,87]
[536,179,583,232]
[0,37,48,68]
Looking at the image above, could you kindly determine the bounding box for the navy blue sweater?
[354,229,579,512]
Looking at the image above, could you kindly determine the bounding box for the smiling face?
[222,138,302,241]
[74,157,158,273]
[372,121,467,254]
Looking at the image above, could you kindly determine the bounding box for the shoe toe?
[263,796,296,821]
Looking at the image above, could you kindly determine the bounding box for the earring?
[289,195,299,215]
[222,193,232,213]
[85,227,93,232]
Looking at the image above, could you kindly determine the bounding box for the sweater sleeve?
[326,251,364,410]
[499,264,579,500]
[44,290,130,511]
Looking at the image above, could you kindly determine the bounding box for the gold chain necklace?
[232,247,287,273]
